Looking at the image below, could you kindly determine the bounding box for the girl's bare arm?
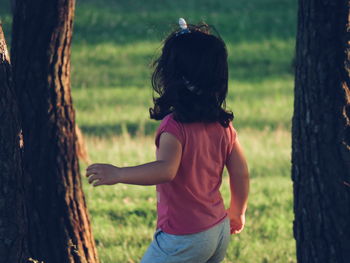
[86,132,182,186]
[226,137,250,233]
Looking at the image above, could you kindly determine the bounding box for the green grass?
[81,130,294,263]
[0,0,297,262]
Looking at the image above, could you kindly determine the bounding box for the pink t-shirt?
[155,114,237,235]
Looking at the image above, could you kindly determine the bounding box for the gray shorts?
[141,217,230,263]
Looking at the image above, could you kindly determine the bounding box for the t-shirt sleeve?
[226,122,237,156]
[155,115,184,148]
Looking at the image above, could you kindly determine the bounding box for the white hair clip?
[176,18,190,36]
[179,18,188,30]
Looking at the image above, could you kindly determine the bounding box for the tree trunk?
[11,1,99,262]
[0,22,29,263]
[292,0,350,262]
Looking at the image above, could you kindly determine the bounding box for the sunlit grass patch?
[71,39,295,88]
[81,136,294,262]
[72,77,294,140]
[82,171,294,263]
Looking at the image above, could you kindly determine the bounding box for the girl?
[86,18,250,263]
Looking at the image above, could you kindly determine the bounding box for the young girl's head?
[150,19,234,127]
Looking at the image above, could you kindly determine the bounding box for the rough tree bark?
[11,1,99,262]
[0,22,29,263]
[292,0,350,262]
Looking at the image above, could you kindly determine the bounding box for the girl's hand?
[226,208,245,235]
[86,163,120,187]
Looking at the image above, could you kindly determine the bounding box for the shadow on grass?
[1,0,297,46]
[80,118,291,137]
[80,121,159,137]
[72,0,297,46]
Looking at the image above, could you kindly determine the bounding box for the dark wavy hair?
[149,22,234,127]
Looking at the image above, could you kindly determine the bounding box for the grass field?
[1,0,297,262]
